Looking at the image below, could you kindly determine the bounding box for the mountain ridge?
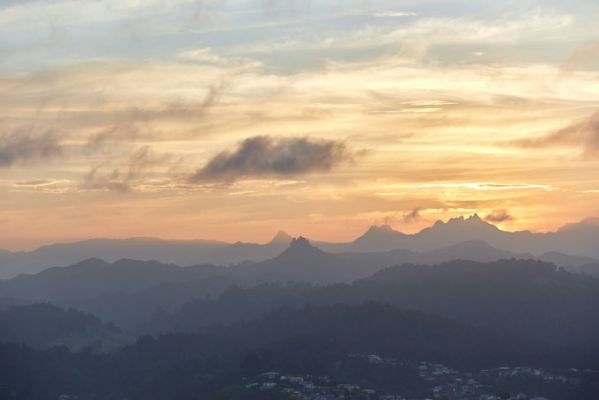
[3,215,599,279]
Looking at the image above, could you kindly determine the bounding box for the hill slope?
[0,303,127,350]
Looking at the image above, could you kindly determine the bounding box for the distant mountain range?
[0,234,290,279]
[336,215,599,257]
[2,220,598,400]
[1,236,598,330]
[1,243,599,399]
[2,215,599,279]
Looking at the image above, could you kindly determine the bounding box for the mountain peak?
[269,230,293,244]
[558,217,599,232]
[433,214,492,229]
[445,214,483,225]
[289,236,312,249]
[363,224,402,236]
[271,236,334,263]
[350,224,407,252]
[468,213,483,222]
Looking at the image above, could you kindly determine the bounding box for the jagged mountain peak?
[431,214,497,230]
[269,230,293,244]
[445,213,483,224]
[288,236,312,249]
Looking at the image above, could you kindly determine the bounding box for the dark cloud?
[0,128,62,167]
[513,111,599,157]
[82,146,171,192]
[485,210,513,224]
[403,208,421,223]
[190,135,356,182]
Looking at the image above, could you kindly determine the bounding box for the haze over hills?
[5,1,599,398]
[142,259,599,348]
[2,215,599,279]
[0,234,292,279]
[0,258,236,327]
[336,214,599,256]
[3,301,597,400]
[0,303,127,351]
[2,228,599,398]
[1,235,598,330]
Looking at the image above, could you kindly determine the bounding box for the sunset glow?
[1,0,599,250]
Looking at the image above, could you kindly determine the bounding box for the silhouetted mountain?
[0,238,227,279]
[238,237,357,283]
[0,303,127,351]
[0,259,236,328]
[0,233,292,279]
[269,230,293,244]
[145,259,599,348]
[0,258,230,302]
[4,216,599,279]
[4,238,599,334]
[322,215,599,261]
[204,231,292,266]
[242,238,540,284]
[558,217,599,232]
[359,259,599,347]
[539,251,599,270]
[76,275,236,330]
[349,224,408,252]
[420,239,532,263]
[414,214,504,250]
[140,283,316,334]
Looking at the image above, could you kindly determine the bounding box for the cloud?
[82,146,171,192]
[10,179,74,193]
[403,208,421,223]
[178,48,260,68]
[79,82,227,150]
[374,11,417,18]
[84,124,142,151]
[0,128,62,167]
[362,9,573,48]
[190,135,356,183]
[178,48,230,64]
[197,82,226,115]
[513,111,599,157]
[485,210,513,223]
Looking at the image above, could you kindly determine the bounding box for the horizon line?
[3,213,597,253]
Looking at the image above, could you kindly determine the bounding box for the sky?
[1,0,599,250]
